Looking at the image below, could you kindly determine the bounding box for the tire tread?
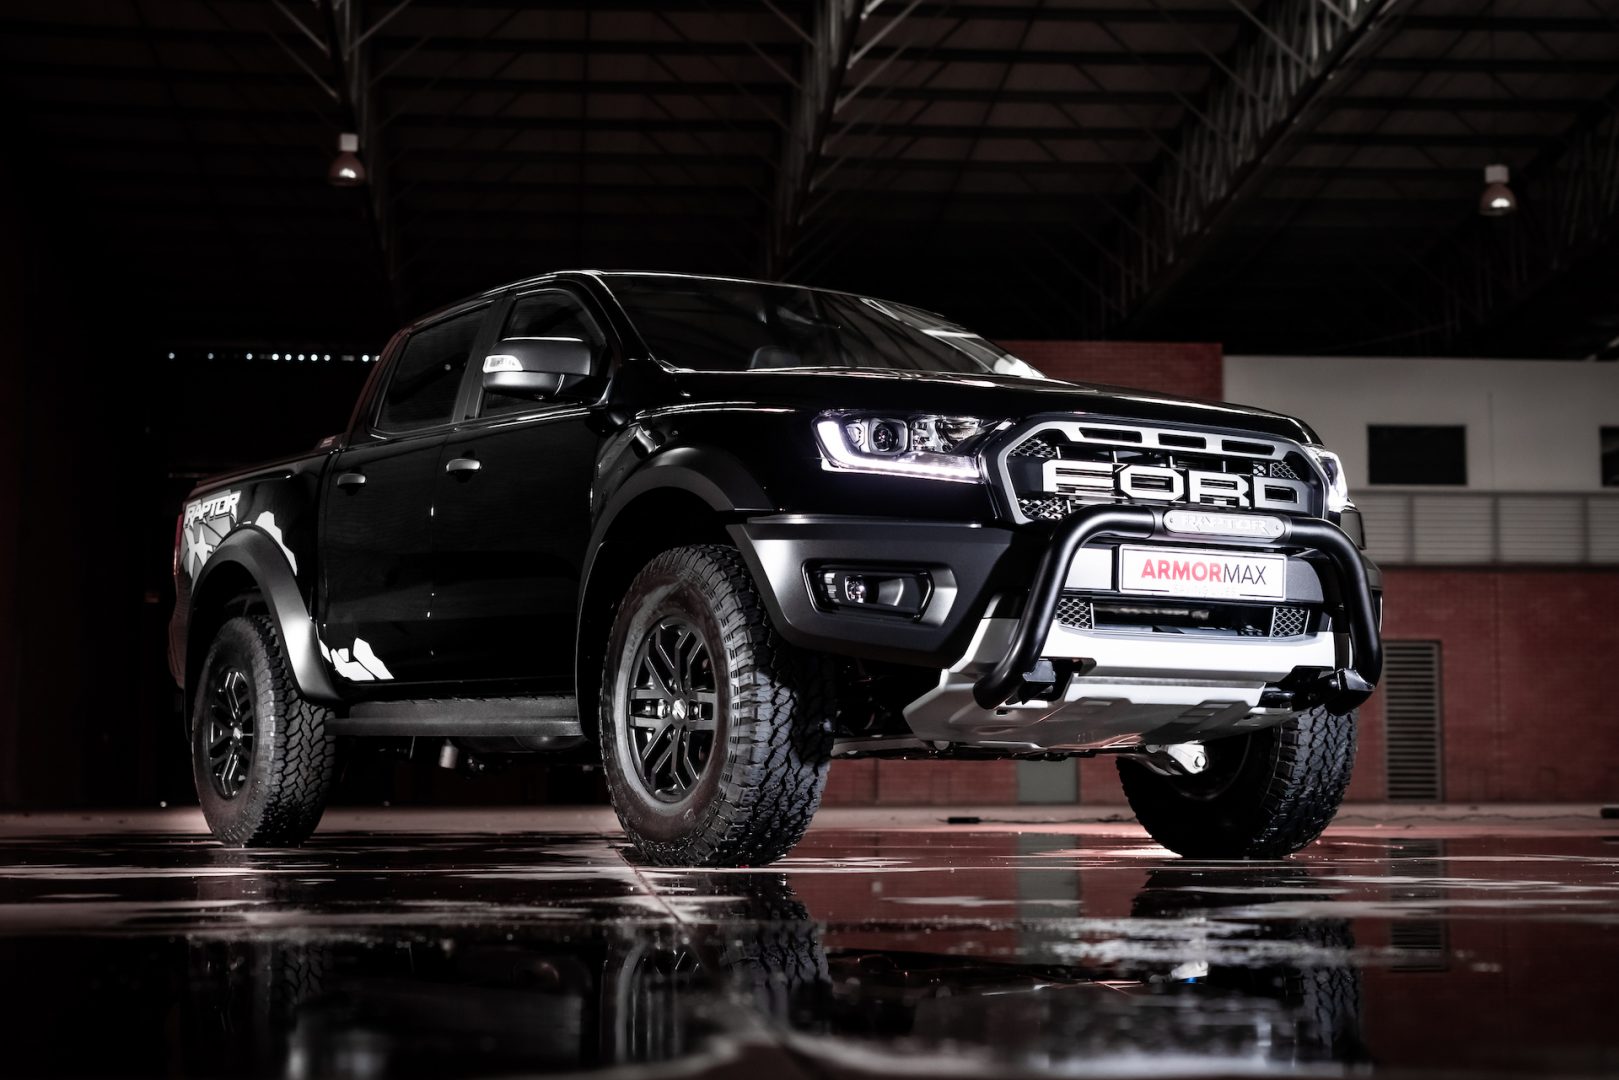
[601,545,834,866]
[1118,705,1356,859]
[196,615,338,847]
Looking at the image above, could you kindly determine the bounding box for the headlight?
[1306,446,1353,513]
[813,412,992,484]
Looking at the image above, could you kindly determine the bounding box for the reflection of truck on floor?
[180,870,1363,1076]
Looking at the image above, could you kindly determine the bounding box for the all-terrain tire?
[1118,706,1356,859]
[599,544,835,867]
[191,615,339,847]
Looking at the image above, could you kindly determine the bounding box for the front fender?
[580,444,773,594]
[189,528,341,705]
[600,443,772,519]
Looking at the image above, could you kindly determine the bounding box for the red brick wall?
[825,341,1224,807]
[1355,569,1619,802]
[1000,340,1225,402]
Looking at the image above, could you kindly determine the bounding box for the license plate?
[1116,545,1286,602]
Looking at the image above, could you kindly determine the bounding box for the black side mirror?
[481,337,594,400]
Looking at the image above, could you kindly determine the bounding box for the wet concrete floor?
[0,809,1615,1079]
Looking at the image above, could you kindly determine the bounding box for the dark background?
[0,162,371,808]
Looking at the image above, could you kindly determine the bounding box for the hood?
[658,367,1318,444]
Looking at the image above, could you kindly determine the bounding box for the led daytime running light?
[814,417,983,483]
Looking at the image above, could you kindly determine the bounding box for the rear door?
[423,286,612,689]
[319,302,495,686]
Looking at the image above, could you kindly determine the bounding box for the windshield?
[605,275,1045,379]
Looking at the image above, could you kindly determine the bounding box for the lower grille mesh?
[1055,596,1094,630]
[1270,606,1310,637]
[1053,592,1311,639]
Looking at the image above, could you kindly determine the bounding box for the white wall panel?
[1223,357,1619,493]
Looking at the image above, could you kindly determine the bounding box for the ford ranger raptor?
[169,271,1380,865]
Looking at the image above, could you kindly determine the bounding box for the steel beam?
[1108,0,1407,330]
[1399,89,1619,355]
[770,0,861,274]
[313,0,403,317]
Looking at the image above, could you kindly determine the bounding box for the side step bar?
[330,695,582,738]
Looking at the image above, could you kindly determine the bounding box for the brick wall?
[825,341,1225,807]
[1064,567,1619,807]
[1355,569,1619,802]
[1000,340,1225,401]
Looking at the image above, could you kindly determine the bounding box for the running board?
[331,695,582,737]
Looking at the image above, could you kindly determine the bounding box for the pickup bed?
[170,270,1380,864]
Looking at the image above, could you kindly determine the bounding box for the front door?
[319,303,493,687]
[425,287,608,689]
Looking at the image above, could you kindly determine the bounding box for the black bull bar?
[973,505,1381,714]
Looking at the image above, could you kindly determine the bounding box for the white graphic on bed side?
[319,637,395,681]
[252,511,298,574]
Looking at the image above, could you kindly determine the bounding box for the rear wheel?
[599,545,835,867]
[191,615,338,847]
[1119,706,1357,859]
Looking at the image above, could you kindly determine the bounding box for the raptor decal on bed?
[180,489,241,578]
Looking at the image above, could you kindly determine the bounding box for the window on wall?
[1367,425,1467,485]
[1602,427,1619,487]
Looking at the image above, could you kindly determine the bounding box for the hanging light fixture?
[1479,163,1516,217]
[328,132,366,187]
[1477,4,1515,218]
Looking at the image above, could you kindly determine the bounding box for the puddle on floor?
[0,826,1614,1077]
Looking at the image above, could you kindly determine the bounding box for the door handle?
[335,471,367,489]
[445,456,482,475]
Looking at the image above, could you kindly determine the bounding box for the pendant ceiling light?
[1479,163,1516,217]
[328,132,366,188]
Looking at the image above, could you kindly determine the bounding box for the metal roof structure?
[5,0,1617,355]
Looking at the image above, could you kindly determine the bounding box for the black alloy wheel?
[599,545,836,867]
[627,618,719,802]
[205,666,257,800]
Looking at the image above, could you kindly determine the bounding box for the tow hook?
[1140,743,1209,777]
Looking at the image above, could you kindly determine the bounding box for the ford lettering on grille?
[1041,459,1309,512]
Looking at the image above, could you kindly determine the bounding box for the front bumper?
[730,515,1022,668]
[731,506,1381,746]
[973,505,1380,715]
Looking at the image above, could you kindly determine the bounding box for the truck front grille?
[997,419,1322,523]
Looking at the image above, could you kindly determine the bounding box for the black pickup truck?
[169,271,1380,866]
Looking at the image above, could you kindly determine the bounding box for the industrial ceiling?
[5,0,1617,356]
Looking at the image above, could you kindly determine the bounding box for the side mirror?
[481,337,594,400]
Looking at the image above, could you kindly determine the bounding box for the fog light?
[814,566,930,617]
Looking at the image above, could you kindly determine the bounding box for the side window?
[376,306,487,431]
[481,290,607,416]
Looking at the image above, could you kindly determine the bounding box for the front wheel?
[599,545,835,867]
[1118,706,1357,859]
[190,615,339,847]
